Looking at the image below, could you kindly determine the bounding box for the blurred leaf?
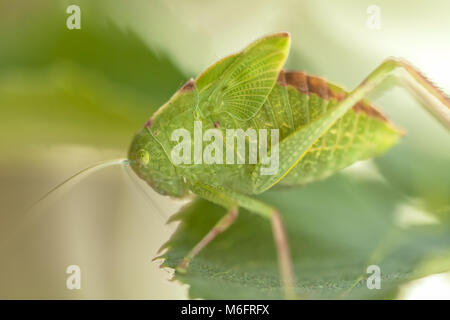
[373,94,450,218]
[0,1,187,155]
[160,174,450,299]
[375,141,450,218]
[0,1,187,102]
[0,66,149,152]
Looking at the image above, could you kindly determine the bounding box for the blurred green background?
[0,0,449,299]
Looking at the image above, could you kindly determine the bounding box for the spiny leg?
[176,206,238,272]
[254,58,450,193]
[337,58,450,129]
[189,183,297,299]
[385,59,450,128]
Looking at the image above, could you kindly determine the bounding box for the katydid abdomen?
[262,71,401,187]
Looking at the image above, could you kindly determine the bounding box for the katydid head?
[128,79,198,198]
[128,125,188,198]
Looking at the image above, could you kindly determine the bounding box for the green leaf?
[160,173,450,299]
[0,3,187,156]
[0,2,186,104]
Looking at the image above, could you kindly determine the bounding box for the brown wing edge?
[277,70,405,134]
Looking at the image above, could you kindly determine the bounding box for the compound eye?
[136,149,150,166]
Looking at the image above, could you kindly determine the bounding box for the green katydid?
[31,32,450,299]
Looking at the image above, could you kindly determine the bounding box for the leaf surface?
[161,173,450,299]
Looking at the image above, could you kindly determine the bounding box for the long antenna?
[28,157,171,222]
[0,158,129,254]
[25,158,129,213]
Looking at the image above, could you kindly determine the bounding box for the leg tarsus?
[176,206,239,273]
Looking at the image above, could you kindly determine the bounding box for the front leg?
[176,205,238,272]
[181,183,297,299]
